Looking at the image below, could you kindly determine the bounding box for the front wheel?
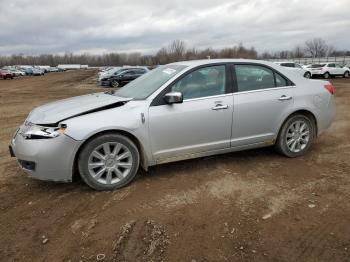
[78,133,140,191]
[275,114,315,157]
[344,71,350,78]
[304,72,311,79]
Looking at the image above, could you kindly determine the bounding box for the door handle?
[212,104,229,110]
[278,95,292,101]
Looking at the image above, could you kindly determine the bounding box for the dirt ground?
[0,70,350,262]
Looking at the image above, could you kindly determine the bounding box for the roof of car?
[169,59,280,67]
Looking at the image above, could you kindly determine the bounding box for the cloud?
[0,0,349,55]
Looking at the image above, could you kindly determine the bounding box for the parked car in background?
[98,67,121,81]
[0,69,14,79]
[47,67,59,72]
[9,59,336,191]
[307,63,350,79]
[108,68,149,87]
[98,67,149,86]
[20,67,34,75]
[9,69,26,76]
[275,62,311,78]
[57,64,81,70]
[32,68,44,76]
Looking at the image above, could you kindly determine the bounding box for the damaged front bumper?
[10,130,83,182]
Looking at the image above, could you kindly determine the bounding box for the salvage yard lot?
[0,70,350,261]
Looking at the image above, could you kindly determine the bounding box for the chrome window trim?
[182,93,233,103]
[233,85,296,95]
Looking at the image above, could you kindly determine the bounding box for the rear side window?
[234,64,289,92]
[275,72,288,87]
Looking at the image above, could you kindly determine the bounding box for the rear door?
[327,63,336,75]
[231,63,295,147]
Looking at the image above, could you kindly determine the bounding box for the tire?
[275,114,315,158]
[304,72,311,79]
[344,71,350,78]
[323,72,330,79]
[111,80,120,88]
[78,133,140,191]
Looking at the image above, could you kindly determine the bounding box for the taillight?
[324,84,335,95]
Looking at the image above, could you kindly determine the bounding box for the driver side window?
[171,65,226,100]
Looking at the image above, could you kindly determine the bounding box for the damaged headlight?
[21,123,66,139]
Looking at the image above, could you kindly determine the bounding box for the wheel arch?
[276,109,318,143]
[72,129,148,181]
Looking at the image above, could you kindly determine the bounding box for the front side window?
[171,65,226,100]
[328,64,335,67]
[234,64,289,92]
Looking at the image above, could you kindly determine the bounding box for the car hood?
[27,92,131,125]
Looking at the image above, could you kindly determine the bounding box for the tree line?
[0,38,349,67]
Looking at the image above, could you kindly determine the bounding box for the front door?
[148,64,233,162]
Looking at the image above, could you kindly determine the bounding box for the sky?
[0,0,349,56]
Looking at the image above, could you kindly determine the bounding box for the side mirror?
[163,92,183,104]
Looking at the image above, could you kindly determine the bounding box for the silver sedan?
[10,59,336,190]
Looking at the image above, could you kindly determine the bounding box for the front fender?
[62,101,154,166]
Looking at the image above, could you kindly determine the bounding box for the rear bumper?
[317,95,336,135]
[10,132,83,182]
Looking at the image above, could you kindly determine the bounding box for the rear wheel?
[344,71,350,78]
[304,72,311,79]
[323,72,330,79]
[78,133,140,191]
[111,80,120,88]
[275,114,315,157]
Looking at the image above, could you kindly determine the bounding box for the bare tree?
[1,38,347,67]
[304,38,330,58]
[167,40,186,62]
[292,45,304,58]
[155,47,169,65]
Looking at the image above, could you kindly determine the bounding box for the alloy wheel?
[112,80,119,88]
[285,120,310,153]
[88,142,133,185]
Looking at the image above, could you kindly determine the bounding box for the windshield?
[115,65,187,99]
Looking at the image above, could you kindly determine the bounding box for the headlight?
[22,123,66,139]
